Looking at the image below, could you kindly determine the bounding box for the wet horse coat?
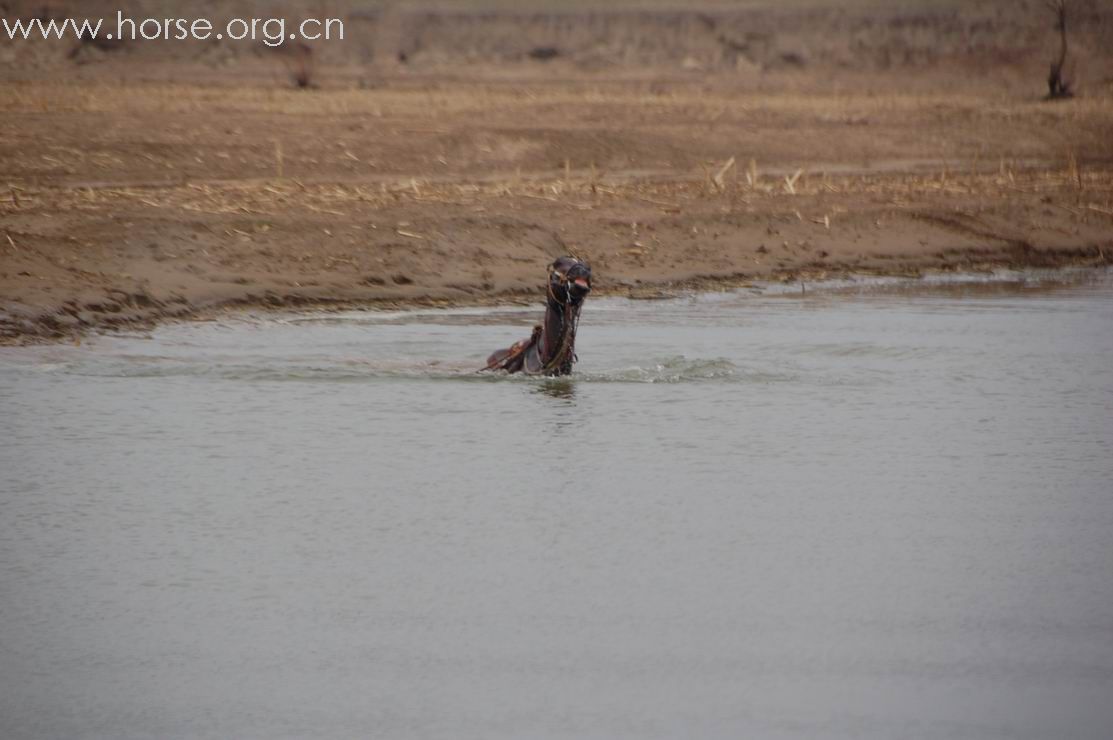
[484,257,592,376]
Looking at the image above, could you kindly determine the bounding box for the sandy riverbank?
[2,2,1112,342]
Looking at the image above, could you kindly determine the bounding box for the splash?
[24,354,758,384]
[575,356,741,384]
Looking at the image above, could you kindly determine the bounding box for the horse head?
[548,256,592,308]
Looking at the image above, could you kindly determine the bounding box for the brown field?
[2,0,1112,342]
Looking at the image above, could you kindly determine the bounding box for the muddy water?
[2,270,1112,740]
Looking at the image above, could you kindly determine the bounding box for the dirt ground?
[2,1,1112,342]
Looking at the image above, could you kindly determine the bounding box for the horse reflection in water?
[536,378,577,400]
[483,257,592,376]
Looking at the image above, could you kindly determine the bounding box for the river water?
[2,269,1112,740]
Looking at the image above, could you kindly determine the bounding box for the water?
[2,269,1112,740]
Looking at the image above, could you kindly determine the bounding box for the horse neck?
[540,299,576,364]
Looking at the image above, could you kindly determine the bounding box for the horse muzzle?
[563,261,592,299]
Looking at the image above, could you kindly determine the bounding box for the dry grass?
[8,161,1111,224]
[4,81,1112,189]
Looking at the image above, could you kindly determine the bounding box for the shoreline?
[3,167,1111,344]
[4,253,1109,346]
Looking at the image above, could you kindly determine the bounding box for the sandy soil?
[2,1,1112,342]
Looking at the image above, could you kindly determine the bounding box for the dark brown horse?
[483,257,592,376]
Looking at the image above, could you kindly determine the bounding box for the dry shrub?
[1046,0,1074,99]
[264,41,317,90]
